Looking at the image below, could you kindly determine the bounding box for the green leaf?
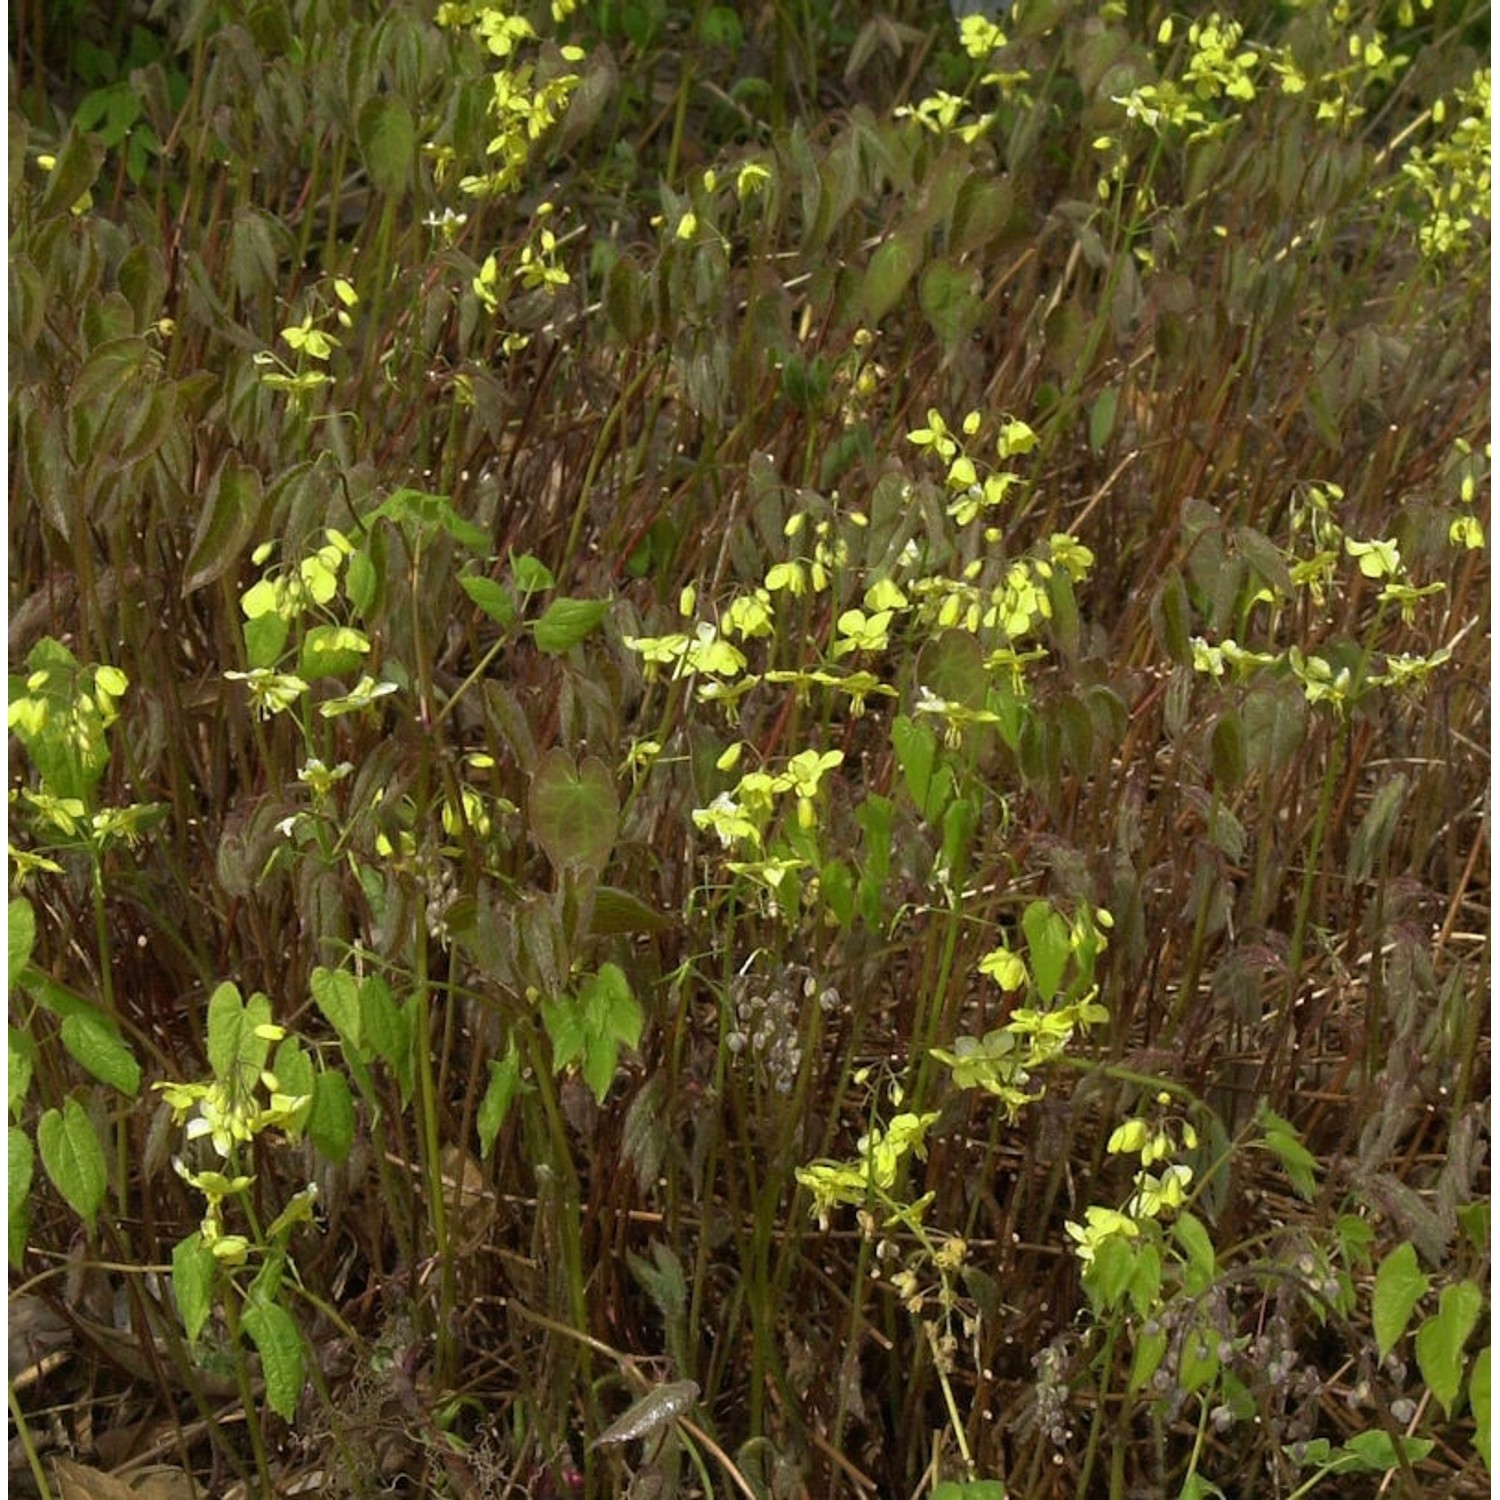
[345,545,379,614]
[477,1038,529,1159]
[1174,1211,1216,1291]
[940,793,978,893]
[580,963,642,1102]
[299,624,370,680]
[69,336,147,420]
[310,967,363,1054]
[1232,524,1294,600]
[529,750,619,876]
[358,974,404,1072]
[112,380,174,466]
[1288,1438,1335,1470]
[931,1481,1005,1500]
[37,1099,107,1233]
[9,897,35,974]
[183,451,263,597]
[891,714,948,821]
[1457,1201,1489,1256]
[227,204,283,302]
[1129,1324,1168,1393]
[819,857,855,927]
[459,574,517,628]
[351,974,413,1106]
[10,1027,36,1119]
[1022,900,1070,1000]
[1177,1318,1221,1395]
[307,1069,354,1164]
[543,964,643,1105]
[1088,386,1119,453]
[1372,1241,1428,1359]
[1335,1430,1435,1472]
[919,260,982,353]
[60,1010,141,1096]
[1415,1280,1483,1416]
[172,1232,216,1342]
[270,1037,315,1136]
[1128,1238,1162,1317]
[12,257,45,354]
[357,95,416,198]
[532,596,610,654]
[389,999,416,1107]
[1470,1346,1490,1467]
[860,230,923,324]
[242,1297,305,1420]
[206,982,274,1097]
[510,553,556,594]
[372,488,489,552]
[541,994,587,1074]
[1257,1104,1318,1200]
[9,1126,34,1265]
[1336,1212,1376,1271]
[1084,1234,1136,1313]
[1177,1475,1226,1500]
[244,610,289,670]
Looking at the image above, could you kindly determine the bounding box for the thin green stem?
[404,534,455,1383]
[222,1296,274,1494]
[8,1384,53,1500]
[1074,1320,1119,1500]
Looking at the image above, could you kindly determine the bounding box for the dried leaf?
[593,1380,699,1449]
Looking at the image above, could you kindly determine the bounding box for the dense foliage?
[8,0,1490,1496]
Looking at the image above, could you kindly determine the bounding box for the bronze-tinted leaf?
[37,128,102,220]
[529,749,618,876]
[859,230,922,326]
[950,173,1015,258]
[1209,709,1246,791]
[356,95,416,199]
[183,452,262,596]
[589,885,670,935]
[1151,568,1193,664]
[917,630,986,708]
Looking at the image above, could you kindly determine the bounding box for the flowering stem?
[924,1320,977,1479]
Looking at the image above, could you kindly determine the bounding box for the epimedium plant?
[1054,1092,1489,1498]
[9,643,160,1250]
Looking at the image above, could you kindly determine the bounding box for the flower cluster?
[1065,1094,1197,1265]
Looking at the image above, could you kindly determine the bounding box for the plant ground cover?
[7,0,1490,1496]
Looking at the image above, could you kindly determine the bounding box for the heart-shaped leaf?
[529,750,618,876]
